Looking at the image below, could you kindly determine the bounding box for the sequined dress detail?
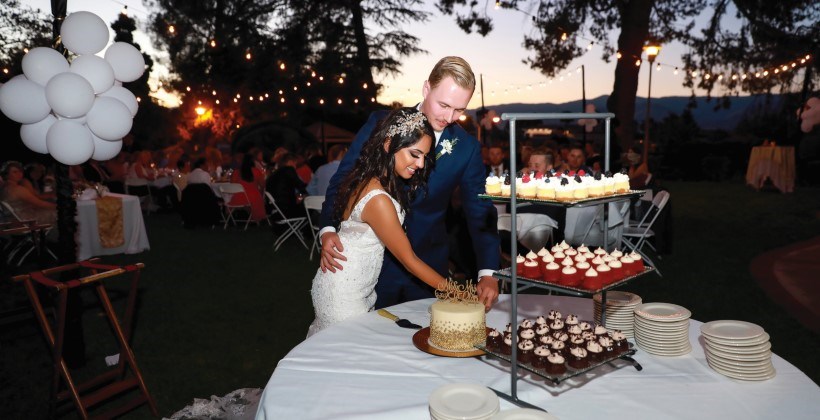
[307,189,403,337]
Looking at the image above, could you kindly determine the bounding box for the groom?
[318,56,500,310]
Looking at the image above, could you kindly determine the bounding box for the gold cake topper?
[435,278,479,303]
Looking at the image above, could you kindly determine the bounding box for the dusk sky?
[21,0,765,109]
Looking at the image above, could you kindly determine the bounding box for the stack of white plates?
[429,383,500,420]
[633,302,692,356]
[491,408,560,419]
[593,291,642,338]
[700,320,776,381]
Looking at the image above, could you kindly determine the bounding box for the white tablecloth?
[75,193,150,260]
[257,295,820,420]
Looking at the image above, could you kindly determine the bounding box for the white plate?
[593,291,642,306]
[633,315,690,327]
[635,338,691,351]
[702,332,770,347]
[704,347,772,362]
[708,361,776,381]
[638,343,692,356]
[705,354,774,370]
[634,302,691,322]
[700,320,765,340]
[429,383,500,419]
[704,340,771,355]
[634,323,689,334]
[491,408,560,419]
[635,335,690,347]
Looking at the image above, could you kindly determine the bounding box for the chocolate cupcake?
[567,324,583,336]
[579,321,593,332]
[535,315,548,328]
[486,329,502,351]
[550,340,567,357]
[535,324,551,338]
[531,346,551,369]
[611,330,628,353]
[552,331,569,343]
[586,340,604,363]
[545,353,567,376]
[582,331,596,341]
[501,334,513,355]
[567,346,589,370]
[517,339,535,364]
[549,318,565,332]
[539,334,555,347]
[547,310,563,321]
[599,335,616,356]
[593,323,609,339]
[565,314,580,328]
[518,319,534,333]
[519,328,536,342]
[569,334,585,347]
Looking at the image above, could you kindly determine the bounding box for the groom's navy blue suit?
[320,110,500,309]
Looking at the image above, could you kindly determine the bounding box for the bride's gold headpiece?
[386,110,427,138]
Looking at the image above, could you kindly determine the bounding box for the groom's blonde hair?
[428,56,476,92]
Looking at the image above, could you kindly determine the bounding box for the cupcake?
[629,251,645,272]
[516,255,526,276]
[539,253,554,273]
[519,328,536,342]
[599,335,616,356]
[545,353,567,375]
[583,251,596,260]
[579,322,593,332]
[567,324,583,336]
[517,339,535,363]
[552,250,566,260]
[484,175,501,196]
[582,267,602,290]
[575,261,591,273]
[573,253,587,263]
[577,244,590,254]
[549,318,565,332]
[595,263,612,284]
[535,315,548,328]
[607,259,624,283]
[567,346,589,370]
[593,324,609,339]
[593,246,607,256]
[564,247,578,257]
[560,256,574,267]
[610,248,624,259]
[569,334,585,347]
[550,340,567,357]
[538,334,555,347]
[611,330,628,353]
[531,346,552,369]
[518,319,534,332]
[560,266,582,287]
[565,314,579,327]
[619,255,636,276]
[547,310,563,321]
[524,259,540,279]
[550,244,562,253]
[542,261,561,283]
[552,331,569,343]
[536,247,550,259]
[486,329,502,351]
[572,174,589,199]
[586,340,604,363]
[535,324,551,338]
[591,255,605,267]
[501,334,513,355]
[582,331,596,342]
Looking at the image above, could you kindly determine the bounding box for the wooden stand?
[12,259,158,419]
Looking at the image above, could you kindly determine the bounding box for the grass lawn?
[1,179,819,418]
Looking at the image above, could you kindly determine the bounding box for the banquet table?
[257,294,820,420]
[75,193,150,260]
[745,145,795,193]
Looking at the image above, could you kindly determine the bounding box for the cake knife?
[377,309,423,329]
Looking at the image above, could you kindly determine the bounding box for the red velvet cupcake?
[560,266,583,287]
[542,261,561,283]
[515,254,526,276]
[607,260,624,283]
[582,267,602,290]
[629,251,645,272]
[619,255,636,276]
[524,259,540,279]
[595,263,612,285]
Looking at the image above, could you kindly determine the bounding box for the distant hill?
[473,94,786,131]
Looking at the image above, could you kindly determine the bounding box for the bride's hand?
[476,276,499,312]
[320,232,347,273]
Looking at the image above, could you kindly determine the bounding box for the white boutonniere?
[436,138,458,160]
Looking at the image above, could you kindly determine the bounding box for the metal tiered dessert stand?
[480,112,654,410]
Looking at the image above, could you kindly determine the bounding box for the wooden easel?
[12,259,158,419]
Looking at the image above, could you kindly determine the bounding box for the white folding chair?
[264,192,309,251]
[621,190,670,276]
[303,195,326,260]
[219,183,253,230]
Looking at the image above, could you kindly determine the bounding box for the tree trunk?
[348,0,376,100]
[607,0,653,155]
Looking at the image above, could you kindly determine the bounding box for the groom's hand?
[320,232,347,273]
[476,276,499,312]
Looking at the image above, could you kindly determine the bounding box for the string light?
[168,25,175,34]
[209,39,216,48]
[616,51,622,59]
[245,52,252,60]
[279,63,286,70]
[635,59,641,67]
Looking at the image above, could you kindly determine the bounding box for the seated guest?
[485,144,509,177]
[82,160,111,185]
[556,143,592,174]
[103,152,128,193]
[306,144,346,196]
[626,145,650,190]
[229,154,267,222]
[265,153,307,219]
[21,163,55,201]
[187,158,212,184]
[294,154,313,185]
[0,161,56,225]
[523,149,554,177]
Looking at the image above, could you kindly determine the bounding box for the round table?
[256,295,820,419]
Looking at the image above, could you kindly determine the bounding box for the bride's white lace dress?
[307,189,403,337]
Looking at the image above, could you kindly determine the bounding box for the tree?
[0,0,51,79]
[681,1,819,102]
[436,0,706,150]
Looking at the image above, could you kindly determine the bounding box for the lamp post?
[643,43,661,165]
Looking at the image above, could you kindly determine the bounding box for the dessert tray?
[476,342,640,386]
[478,190,646,207]
[494,266,655,296]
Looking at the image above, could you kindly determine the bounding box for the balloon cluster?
[0,11,145,165]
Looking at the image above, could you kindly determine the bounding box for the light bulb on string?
[782,65,789,71]
[774,68,780,74]
[634,59,641,67]
[311,71,316,77]
[211,90,216,96]
[23,48,29,53]
[319,99,324,105]
[293,86,298,91]
[233,98,238,103]
[362,83,368,89]
[691,70,698,77]
[278,90,283,95]
[731,74,737,80]
[236,93,241,98]
[209,39,216,48]
[245,52,252,60]
[197,100,202,105]
[560,32,567,42]
[319,76,324,81]
[755,72,761,78]
[616,51,622,59]
[168,25,176,34]
[763,70,769,76]
[265,93,269,97]
[370,98,375,102]
[791,63,796,68]
[249,96,254,101]
[300,98,305,104]
[587,42,593,50]
[215,99,220,104]
[354,98,359,104]
[280,98,285,103]
[337,99,342,105]
[186,86,191,92]
[673,67,679,75]
[279,63,286,70]
[717,74,723,80]
[258,96,263,101]
[704,74,710,80]
[741,74,747,80]
[338,77,344,84]
[306,82,311,87]
[656,63,661,71]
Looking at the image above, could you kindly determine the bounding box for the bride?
[307,108,447,336]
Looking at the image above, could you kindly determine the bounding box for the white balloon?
[45,72,95,118]
[22,47,69,86]
[99,85,138,117]
[0,76,51,124]
[104,42,145,83]
[91,134,122,161]
[86,96,133,141]
[69,55,115,94]
[61,11,109,55]
[20,114,57,154]
[57,113,88,125]
[46,120,94,165]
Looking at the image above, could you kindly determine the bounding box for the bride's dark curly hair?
[333,107,435,225]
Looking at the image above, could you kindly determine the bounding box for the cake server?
[377,309,422,329]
